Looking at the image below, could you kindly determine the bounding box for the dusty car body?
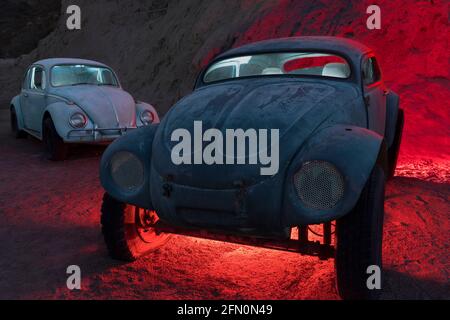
[10,58,159,160]
[99,37,404,300]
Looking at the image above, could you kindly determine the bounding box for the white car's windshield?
[51,64,119,87]
[204,52,351,83]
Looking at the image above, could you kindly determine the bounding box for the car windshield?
[51,64,119,87]
[203,52,351,83]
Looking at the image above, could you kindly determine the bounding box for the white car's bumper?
[66,127,139,143]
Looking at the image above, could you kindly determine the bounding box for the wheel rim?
[134,207,161,243]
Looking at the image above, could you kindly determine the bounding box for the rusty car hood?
[153,77,361,188]
[50,85,136,128]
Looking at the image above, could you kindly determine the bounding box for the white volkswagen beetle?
[10,58,159,160]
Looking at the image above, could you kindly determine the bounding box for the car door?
[362,55,387,136]
[21,65,48,133]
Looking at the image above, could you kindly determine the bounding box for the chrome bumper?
[67,126,138,142]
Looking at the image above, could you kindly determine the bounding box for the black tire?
[43,117,69,161]
[387,109,404,179]
[335,164,385,300]
[10,108,27,139]
[101,193,170,261]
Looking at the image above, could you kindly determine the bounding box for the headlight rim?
[69,112,87,129]
[140,110,154,126]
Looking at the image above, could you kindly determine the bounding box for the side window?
[362,57,381,86]
[101,69,115,85]
[204,65,236,83]
[30,67,46,90]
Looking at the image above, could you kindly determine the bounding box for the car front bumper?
[66,127,138,143]
[149,165,290,236]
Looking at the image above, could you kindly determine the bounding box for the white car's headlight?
[140,110,154,126]
[69,112,87,128]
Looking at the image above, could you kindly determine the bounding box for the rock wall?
[0,0,61,58]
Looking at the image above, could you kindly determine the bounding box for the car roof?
[32,58,109,69]
[213,36,372,64]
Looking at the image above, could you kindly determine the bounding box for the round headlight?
[110,151,144,192]
[69,112,87,128]
[140,110,154,126]
[293,161,344,210]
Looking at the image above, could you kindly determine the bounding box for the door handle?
[23,93,29,98]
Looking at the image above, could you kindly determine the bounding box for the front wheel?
[101,193,170,261]
[43,117,69,161]
[335,164,385,300]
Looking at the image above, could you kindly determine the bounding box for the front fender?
[100,125,158,209]
[282,125,384,226]
[10,95,25,131]
[135,102,160,126]
[43,102,93,140]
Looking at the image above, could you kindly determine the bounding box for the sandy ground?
[0,109,448,300]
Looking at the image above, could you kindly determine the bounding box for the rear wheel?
[335,164,385,300]
[101,193,170,261]
[10,108,27,139]
[43,117,69,161]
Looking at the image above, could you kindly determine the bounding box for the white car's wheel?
[43,117,69,161]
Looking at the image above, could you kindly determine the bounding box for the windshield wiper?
[68,82,116,87]
[70,82,92,86]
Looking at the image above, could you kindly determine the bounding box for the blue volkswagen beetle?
[99,37,404,300]
[10,58,159,160]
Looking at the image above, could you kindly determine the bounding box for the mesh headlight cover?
[293,161,345,210]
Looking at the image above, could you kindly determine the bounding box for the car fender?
[282,124,384,226]
[10,95,25,131]
[385,91,400,149]
[100,125,158,209]
[135,101,160,126]
[43,102,93,140]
